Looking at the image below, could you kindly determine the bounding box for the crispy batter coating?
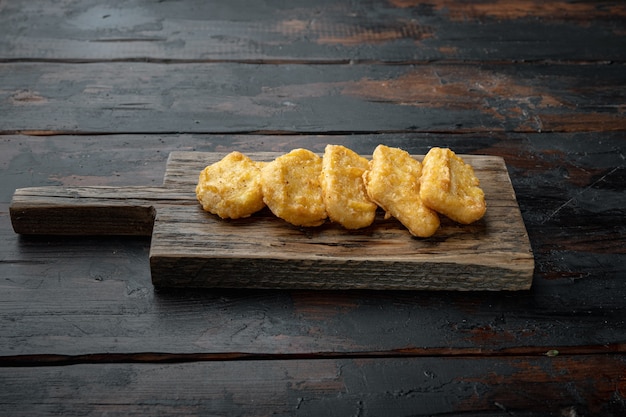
[420,147,486,224]
[363,145,440,237]
[196,145,485,236]
[261,148,327,227]
[321,145,377,229]
[195,151,265,219]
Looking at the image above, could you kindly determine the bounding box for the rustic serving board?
[10,151,534,291]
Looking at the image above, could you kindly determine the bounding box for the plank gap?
[1,344,624,367]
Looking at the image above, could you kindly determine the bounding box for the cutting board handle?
[10,186,195,236]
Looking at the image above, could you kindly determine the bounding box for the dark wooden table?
[1,1,625,415]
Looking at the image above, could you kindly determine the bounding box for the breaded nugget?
[321,145,377,229]
[261,148,327,227]
[363,145,440,237]
[420,147,486,224]
[196,151,265,219]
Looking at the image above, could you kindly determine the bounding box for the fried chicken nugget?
[261,148,327,227]
[420,147,486,224]
[363,145,440,237]
[196,151,265,219]
[321,145,377,229]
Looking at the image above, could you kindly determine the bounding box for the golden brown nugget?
[363,145,440,237]
[195,151,265,219]
[261,148,327,227]
[321,145,377,229]
[420,147,486,224]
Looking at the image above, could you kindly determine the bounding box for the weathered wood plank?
[1,355,624,416]
[1,0,624,412]
[1,0,625,62]
[151,152,533,291]
[1,133,623,355]
[9,151,534,290]
[9,186,195,236]
[1,226,623,356]
[1,62,625,134]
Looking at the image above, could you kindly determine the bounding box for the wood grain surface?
[10,186,193,236]
[10,151,534,290]
[1,0,624,63]
[153,152,533,290]
[1,0,625,415]
[2,355,625,416]
[2,62,625,135]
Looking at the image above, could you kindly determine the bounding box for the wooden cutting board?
[10,151,534,291]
